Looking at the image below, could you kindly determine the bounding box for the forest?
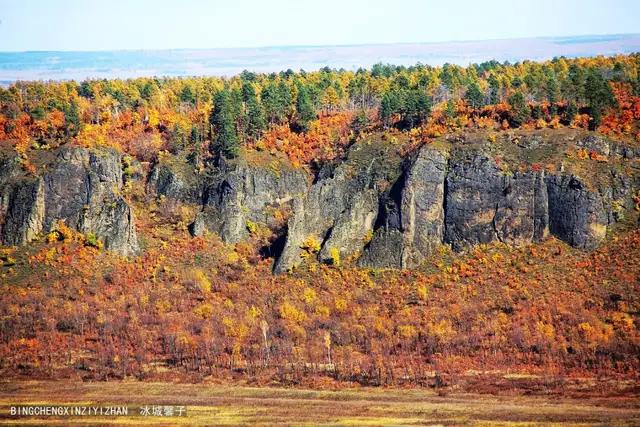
[1,53,640,390]
[1,54,639,170]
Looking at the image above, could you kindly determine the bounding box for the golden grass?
[0,380,639,425]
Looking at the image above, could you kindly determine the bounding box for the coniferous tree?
[444,99,457,121]
[295,84,315,131]
[261,82,282,124]
[488,74,501,104]
[64,98,81,137]
[566,64,586,104]
[545,72,560,115]
[585,69,614,130]
[507,91,529,127]
[278,81,293,121]
[464,81,484,109]
[180,85,196,105]
[379,90,401,128]
[242,82,267,141]
[210,89,239,158]
[407,90,431,127]
[563,100,578,125]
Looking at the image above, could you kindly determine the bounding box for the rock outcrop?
[147,156,204,204]
[275,131,639,272]
[2,129,638,268]
[274,140,403,273]
[359,147,447,268]
[1,146,139,255]
[444,152,548,250]
[191,159,309,244]
[273,162,378,273]
[546,175,608,249]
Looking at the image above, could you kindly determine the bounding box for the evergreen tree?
[379,90,401,128]
[563,100,578,125]
[488,74,501,104]
[351,109,369,135]
[278,81,293,120]
[444,99,456,121]
[464,81,484,109]
[242,82,267,140]
[64,98,81,137]
[507,91,529,127]
[180,85,196,105]
[261,82,282,124]
[584,69,614,130]
[405,90,431,127]
[545,72,560,115]
[295,84,316,131]
[567,64,585,104]
[210,89,239,158]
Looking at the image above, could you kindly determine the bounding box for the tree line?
[0,53,639,163]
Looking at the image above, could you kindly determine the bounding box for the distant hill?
[1,33,639,82]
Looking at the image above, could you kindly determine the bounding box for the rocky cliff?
[275,130,640,272]
[0,145,139,255]
[2,129,639,269]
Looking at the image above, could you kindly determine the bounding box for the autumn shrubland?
[1,194,639,390]
[1,54,640,394]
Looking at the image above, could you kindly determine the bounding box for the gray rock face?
[3,130,638,270]
[399,148,447,266]
[274,140,406,273]
[358,228,404,268]
[1,146,139,256]
[1,176,45,246]
[317,188,378,263]
[546,175,608,249]
[192,162,308,243]
[358,146,447,268]
[274,136,640,272]
[443,151,549,251]
[147,158,203,204]
[444,153,504,250]
[274,163,379,273]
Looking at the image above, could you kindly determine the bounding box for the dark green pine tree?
[584,69,614,130]
[242,82,267,141]
[179,85,196,105]
[403,90,431,128]
[351,108,369,135]
[295,84,316,132]
[379,90,401,128]
[566,64,586,104]
[210,89,239,158]
[444,98,456,120]
[488,74,501,104]
[278,81,293,121]
[563,100,578,125]
[507,91,530,127]
[545,72,560,116]
[413,90,431,124]
[261,82,282,124]
[64,98,81,137]
[464,81,484,109]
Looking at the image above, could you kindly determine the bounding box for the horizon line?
[1,32,639,55]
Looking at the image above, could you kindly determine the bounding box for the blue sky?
[0,0,638,51]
